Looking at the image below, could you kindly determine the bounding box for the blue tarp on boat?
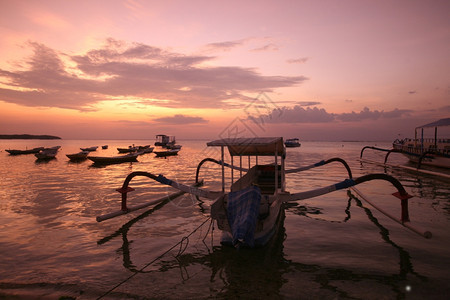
[227,185,261,247]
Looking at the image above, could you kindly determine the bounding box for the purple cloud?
[153,114,208,125]
[287,57,309,64]
[0,39,307,111]
[254,105,412,124]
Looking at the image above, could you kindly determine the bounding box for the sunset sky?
[0,0,449,141]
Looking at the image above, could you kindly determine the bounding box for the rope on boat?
[97,217,212,299]
[348,187,432,239]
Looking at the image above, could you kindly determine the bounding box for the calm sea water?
[0,139,449,299]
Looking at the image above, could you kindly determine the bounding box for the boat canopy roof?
[207,137,285,156]
[417,118,450,129]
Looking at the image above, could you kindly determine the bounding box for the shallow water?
[0,140,449,299]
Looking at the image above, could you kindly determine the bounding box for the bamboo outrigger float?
[97,137,432,247]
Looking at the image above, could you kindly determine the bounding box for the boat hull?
[66,151,89,161]
[88,153,138,164]
[393,143,450,169]
[6,147,44,155]
[219,201,285,248]
[154,149,180,157]
[34,146,60,159]
[398,151,450,169]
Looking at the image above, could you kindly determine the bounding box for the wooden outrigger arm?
[96,171,220,222]
[97,158,432,239]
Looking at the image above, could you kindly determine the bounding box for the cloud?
[253,105,412,124]
[204,39,249,52]
[251,43,279,52]
[297,101,321,106]
[153,114,208,125]
[259,105,335,123]
[287,57,309,64]
[336,107,412,122]
[0,39,307,111]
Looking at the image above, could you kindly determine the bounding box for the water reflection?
[97,196,178,272]
[97,194,427,299]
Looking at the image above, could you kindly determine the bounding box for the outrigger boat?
[80,146,98,152]
[117,145,138,153]
[154,149,180,157]
[360,118,450,178]
[5,147,44,155]
[88,152,139,165]
[97,137,431,248]
[34,146,60,160]
[66,150,89,161]
[392,118,450,169]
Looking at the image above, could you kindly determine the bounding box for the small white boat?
[284,138,301,147]
[35,146,61,160]
[154,149,180,157]
[66,151,89,161]
[88,152,139,165]
[80,146,98,152]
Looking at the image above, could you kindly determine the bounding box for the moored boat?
[137,145,154,154]
[117,146,138,153]
[66,151,89,161]
[98,137,431,249]
[165,144,182,150]
[155,134,176,147]
[284,138,301,147]
[392,118,450,169]
[80,146,98,152]
[6,147,44,155]
[88,152,139,165]
[35,146,61,160]
[102,145,108,149]
[154,149,180,157]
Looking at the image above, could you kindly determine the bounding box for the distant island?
[0,134,61,140]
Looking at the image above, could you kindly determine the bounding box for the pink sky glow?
[0,0,449,141]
